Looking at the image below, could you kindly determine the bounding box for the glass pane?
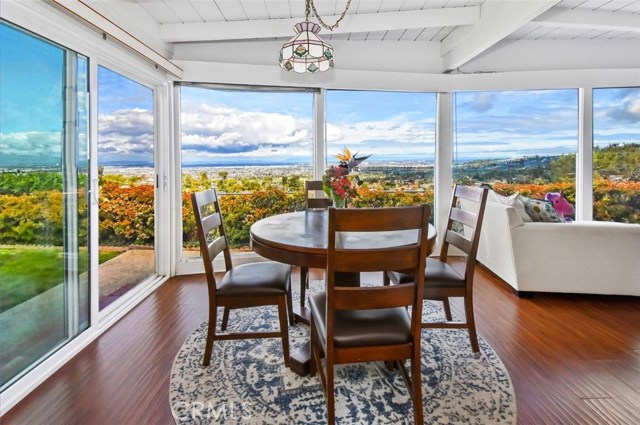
[0,22,89,389]
[593,87,640,223]
[97,66,155,310]
[325,90,436,212]
[452,90,578,215]
[180,87,313,257]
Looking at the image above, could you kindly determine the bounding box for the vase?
[330,191,348,208]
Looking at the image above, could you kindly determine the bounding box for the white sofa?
[472,201,640,297]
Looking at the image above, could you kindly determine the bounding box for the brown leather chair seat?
[309,292,411,348]
[217,262,291,296]
[388,258,465,288]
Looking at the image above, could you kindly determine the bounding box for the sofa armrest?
[505,205,525,230]
[475,202,524,289]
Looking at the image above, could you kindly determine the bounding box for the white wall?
[463,39,640,73]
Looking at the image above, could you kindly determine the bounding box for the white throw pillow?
[514,196,533,223]
[487,190,533,223]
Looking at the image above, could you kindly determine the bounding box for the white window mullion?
[577,88,594,222]
[435,92,453,249]
[314,89,326,180]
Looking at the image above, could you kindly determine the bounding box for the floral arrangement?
[323,147,371,207]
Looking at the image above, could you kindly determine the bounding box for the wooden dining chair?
[299,180,333,313]
[305,179,332,210]
[310,205,430,425]
[191,188,294,367]
[386,184,489,352]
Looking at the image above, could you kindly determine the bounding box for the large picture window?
[592,87,640,224]
[452,90,578,211]
[325,90,437,212]
[179,86,314,256]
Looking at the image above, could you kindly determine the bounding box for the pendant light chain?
[309,0,353,31]
[305,0,311,21]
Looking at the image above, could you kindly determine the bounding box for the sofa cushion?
[524,198,563,222]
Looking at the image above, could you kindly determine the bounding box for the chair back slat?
[192,188,218,208]
[332,207,424,232]
[333,285,416,310]
[455,184,485,202]
[206,236,228,263]
[449,206,476,229]
[444,229,472,254]
[307,198,332,209]
[201,212,222,235]
[333,247,419,273]
[305,180,332,210]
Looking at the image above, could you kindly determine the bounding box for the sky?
[1,21,639,169]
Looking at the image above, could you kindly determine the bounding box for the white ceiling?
[79,0,640,73]
[133,0,640,42]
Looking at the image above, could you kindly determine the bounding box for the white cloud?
[182,103,310,144]
[626,96,640,118]
[98,108,154,158]
[180,103,312,162]
[0,131,61,156]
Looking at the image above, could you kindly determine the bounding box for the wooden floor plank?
[584,397,640,425]
[3,261,640,425]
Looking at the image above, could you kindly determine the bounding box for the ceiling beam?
[533,8,640,33]
[441,0,561,73]
[51,0,182,77]
[158,6,480,43]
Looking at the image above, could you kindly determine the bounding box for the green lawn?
[0,246,122,313]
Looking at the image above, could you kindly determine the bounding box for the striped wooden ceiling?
[123,0,640,42]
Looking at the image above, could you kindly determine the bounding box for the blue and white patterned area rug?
[169,282,516,424]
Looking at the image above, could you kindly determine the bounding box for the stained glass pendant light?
[279,0,352,74]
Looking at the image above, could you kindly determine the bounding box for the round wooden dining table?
[250,209,436,269]
[250,209,437,376]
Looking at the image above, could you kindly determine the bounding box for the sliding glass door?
[0,21,89,389]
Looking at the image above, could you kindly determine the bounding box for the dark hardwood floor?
[3,260,640,424]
